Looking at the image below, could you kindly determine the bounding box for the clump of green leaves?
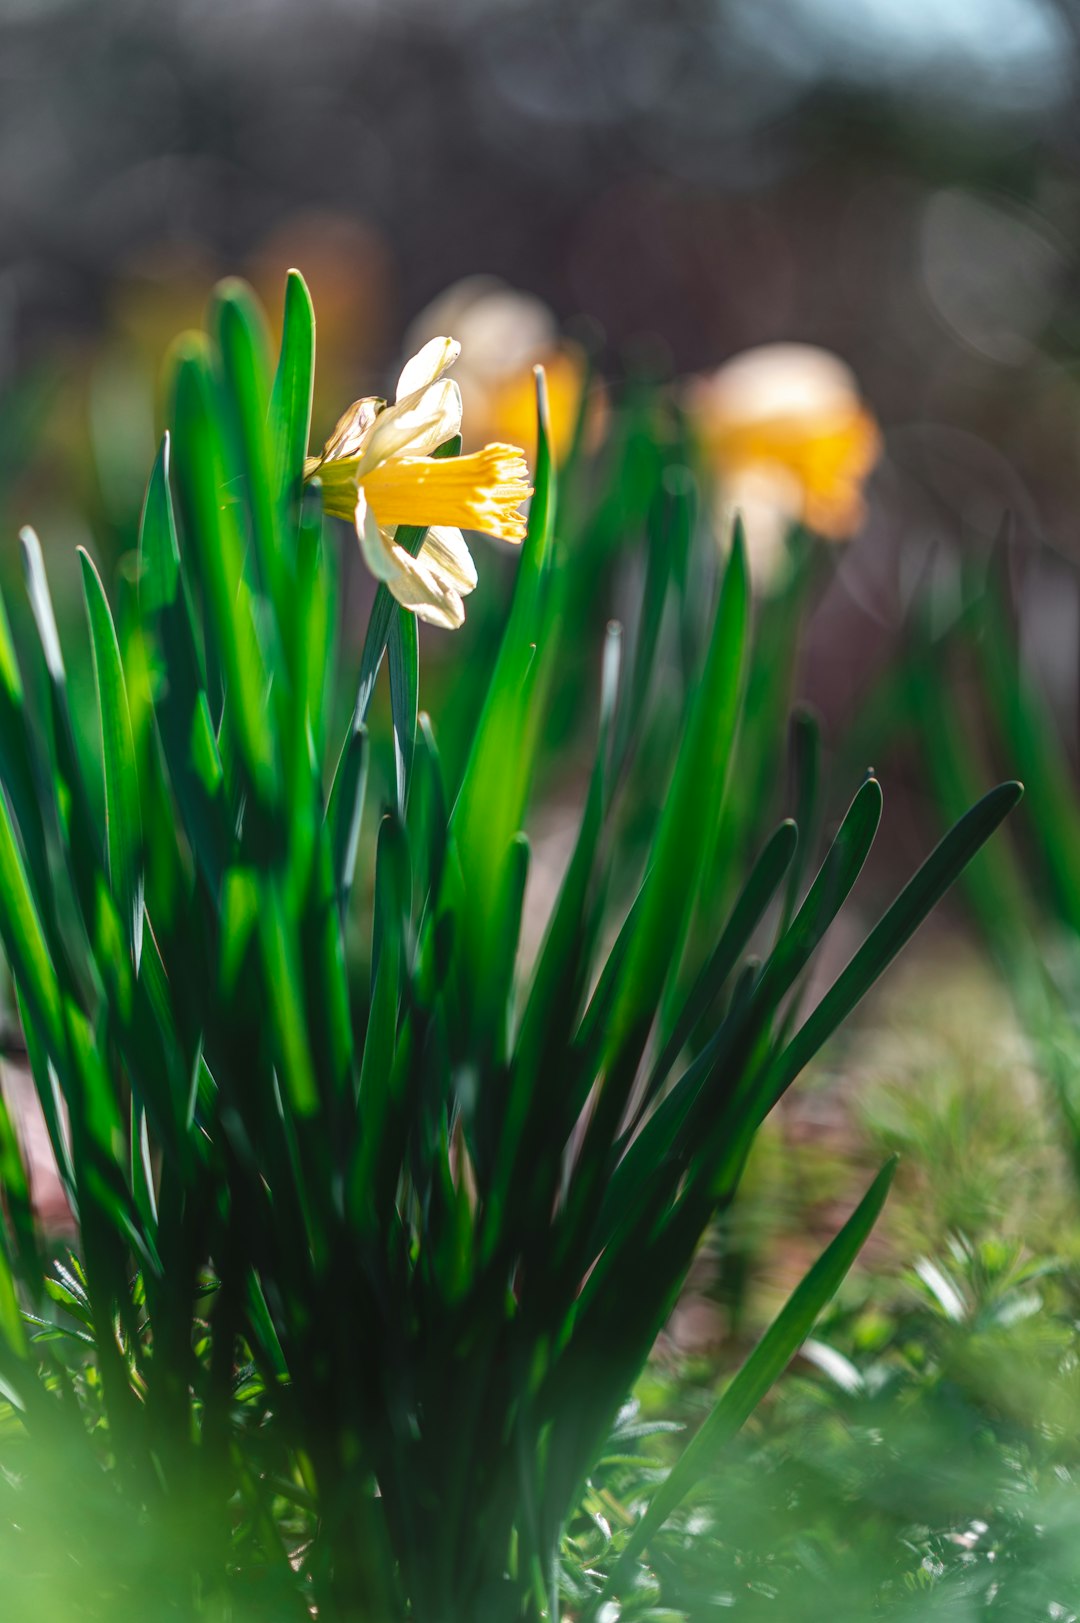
[0,276,1018,1622]
[911,575,1080,1192]
[574,949,1080,1622]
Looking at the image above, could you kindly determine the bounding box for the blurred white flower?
[405,276,595,464]
[688,342,880,586]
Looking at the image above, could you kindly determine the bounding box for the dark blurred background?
[5,0,1080,737]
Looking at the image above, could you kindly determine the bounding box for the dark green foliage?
[0,277,1018,1621]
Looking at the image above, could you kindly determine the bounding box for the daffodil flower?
[304,335,533,629]
[688,343,880,586]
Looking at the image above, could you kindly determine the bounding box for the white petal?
[395,336,461,402]
[418,526,477,594]
[358,379,462,472]
[698,344,859,430]
[386,564,466,630]
[356,499,465,627]
[355,491,400,583]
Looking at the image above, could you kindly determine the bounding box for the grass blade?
[271,268,316,517]
[766,780,1023,1103]
[326,718,369,912]
[0,783,65,1060]
[388,608,419,816]
[647,818,798,1108]
[171,338,277,803]
[80,549,144,966]
[603,529,748,1075]
[597,1157,897,1599]
[451,373,556,1009]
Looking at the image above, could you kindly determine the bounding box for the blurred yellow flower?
[305,335,533,629]
[405,277,594,464]
[688,342,881,582]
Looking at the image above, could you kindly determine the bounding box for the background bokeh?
[6,0,1080,749]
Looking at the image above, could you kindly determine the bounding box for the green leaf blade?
[769,779,1023,1101]
[604,527,749,1073]
[271,268,316,516]
[599,1157,897,1596]
[79,549,144,965]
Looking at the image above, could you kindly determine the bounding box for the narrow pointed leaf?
[767,780,1023,1102]
[598,1158,896,1598]
[603,529,748,1074]
[388,607,419,816]
[271,268,316,514]
[451,373,556,1000]
[80,549,144,965]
